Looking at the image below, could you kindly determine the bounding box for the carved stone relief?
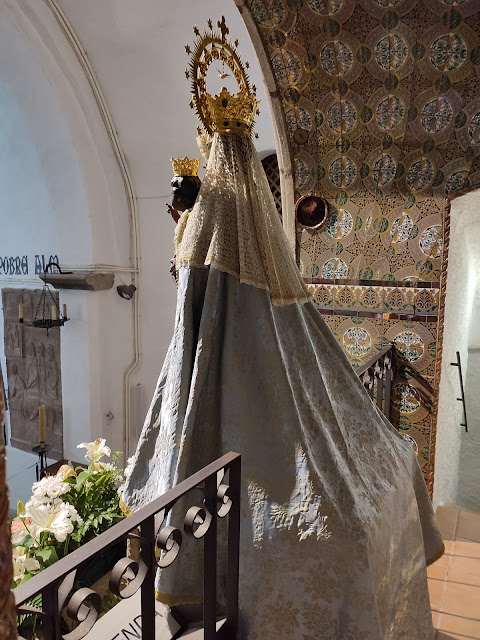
[2,289,63,459]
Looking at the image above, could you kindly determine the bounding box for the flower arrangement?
[11,439,125,587]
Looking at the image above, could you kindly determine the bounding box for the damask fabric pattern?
[246,0,480,474]
[123,131,443,637]
[123,265,443,639]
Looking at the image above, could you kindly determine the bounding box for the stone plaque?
[82,590,181,640]
[2,289,63,458]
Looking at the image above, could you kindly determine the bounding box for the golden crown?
[207,88,259,133]
[185,17,260,136]
[170,156,201,177]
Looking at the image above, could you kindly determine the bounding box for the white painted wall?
[0,0,277,497]
[53,0,276,422]
[0,1,133,466]
[434,189,480,511]
[457,253,480,513]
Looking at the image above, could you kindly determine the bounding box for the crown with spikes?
[171,156,201,177]
[207,87,259,133]
[185,16,260,137]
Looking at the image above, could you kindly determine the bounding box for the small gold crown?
[207,88,260,133]
[170,156,201,176]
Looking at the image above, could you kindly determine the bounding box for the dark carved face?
[170,175,201,212]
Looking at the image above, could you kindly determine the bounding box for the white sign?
[83,589,181,640]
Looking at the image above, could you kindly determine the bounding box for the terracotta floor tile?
[445,540,455,555]
[432,609,440,628]
[454,540,480,560]
[429,562,449,581]
[436,632,473,639]
[456,512,480,544]
[429,577,446,609]
[442,581,480,618]
[436,548,453,567]
[437,612,480,637]
[437,507,460,540]
[448,556,480,587]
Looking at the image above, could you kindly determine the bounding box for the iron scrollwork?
[14,453,241,640]
[109,533,149,599]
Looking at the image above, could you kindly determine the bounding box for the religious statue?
[123,17,443,639]
[166,157,202,281]
[167,157,201,224]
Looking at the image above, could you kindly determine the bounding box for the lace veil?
[175,132,311,306]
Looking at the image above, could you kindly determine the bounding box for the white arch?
[0,0,135,459]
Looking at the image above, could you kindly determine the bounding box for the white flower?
[91,461,115,474]
[62,502,83,525]
[25,502,77,543]
[12,546,40,584]
[78,438,111,465]
[30,475,70,504]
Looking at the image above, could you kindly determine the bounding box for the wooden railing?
[15,452,241,640]
[357,343,435,427]
[357,344,394,421]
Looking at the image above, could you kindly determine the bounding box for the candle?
[39,404,46,445]
[19,303,24,320]
[51,305,57,321]
[63,303,67,318]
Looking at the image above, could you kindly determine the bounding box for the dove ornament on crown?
[185,16,260,137]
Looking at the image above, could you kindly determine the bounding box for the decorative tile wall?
[247,0,480,476]
[306,281,439,313]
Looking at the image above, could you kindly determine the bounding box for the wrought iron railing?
[357,344,394,421]
[15,451,241,640]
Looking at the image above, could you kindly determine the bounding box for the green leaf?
[17,500,25,517]
[21,534,35,548]
[35,546,59,568]
[17,572,36,586]
[76,470,92,485]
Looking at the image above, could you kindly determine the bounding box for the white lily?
[77,438,111,465]
[25,502,78,543]
[12,546,40,584]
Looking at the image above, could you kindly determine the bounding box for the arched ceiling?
[49,0,277,199]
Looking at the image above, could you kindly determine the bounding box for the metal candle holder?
[18,262,69,335]
[32,444,52,481]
